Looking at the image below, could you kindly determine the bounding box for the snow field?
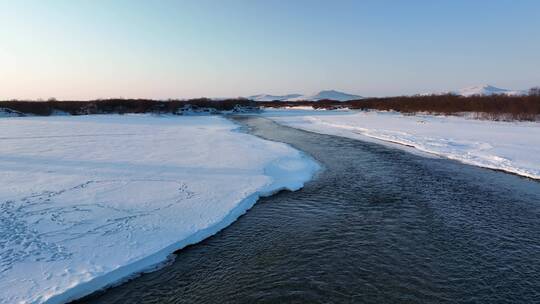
[0,114,319,304]
[263,109,540,179]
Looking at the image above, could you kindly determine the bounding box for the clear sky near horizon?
[1,0,539,100]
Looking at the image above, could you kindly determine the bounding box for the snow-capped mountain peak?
[302,90,363,101]
[249,90,363,102]
[453,84,526,97]
[248,94,303,102]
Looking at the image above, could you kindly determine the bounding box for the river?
[76,116,540,303]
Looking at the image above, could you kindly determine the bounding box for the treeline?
[3,94,540,121]
[263,94,540,121]
[0,98,257,116]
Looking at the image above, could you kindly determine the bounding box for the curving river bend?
[76,116,540,303]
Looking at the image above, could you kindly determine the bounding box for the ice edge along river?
[44,180,316,304]
[262,109,540,180]
[0,115,320,304]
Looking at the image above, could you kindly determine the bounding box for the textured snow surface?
[0,115,319,304]
[263,109,540,179]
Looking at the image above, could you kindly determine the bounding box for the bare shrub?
[261,94,540,121]
[0,98,256,116]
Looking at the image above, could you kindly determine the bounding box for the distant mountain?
[296,90,363,101]
[423,85,527,97]
[249,90,363,102]
[453,85,526,97]
[248,94,303,102]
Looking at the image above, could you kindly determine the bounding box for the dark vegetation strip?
[263,93,540,121]
[2,90,540,121]
[0,98,257,116]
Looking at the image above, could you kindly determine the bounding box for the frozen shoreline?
[0,115,319,304]
[43,167,314,304]
[262,109,540,180]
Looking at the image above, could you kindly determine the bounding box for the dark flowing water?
[77,116,540,304]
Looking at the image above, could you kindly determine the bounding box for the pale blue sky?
[1,0,539,99]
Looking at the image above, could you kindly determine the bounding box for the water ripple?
[76,116,540,304]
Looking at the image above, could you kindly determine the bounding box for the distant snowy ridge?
[453,85,526,97]
[249,90,363,102]
[249,94,303,102]
[294,90,363,101]
[425,85,527,97]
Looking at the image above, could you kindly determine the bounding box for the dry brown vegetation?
[0,98,256,116]
[262,94,540,121]
[3,94,540,121]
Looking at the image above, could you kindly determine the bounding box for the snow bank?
[0,107,24,117]
[0,115,319,304]
[263,109,540,179]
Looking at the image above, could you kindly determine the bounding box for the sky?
[1,0,539,100]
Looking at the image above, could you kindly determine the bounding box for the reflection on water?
[77,116,540,304]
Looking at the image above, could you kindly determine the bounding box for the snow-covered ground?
[0,115,319,304]
[0,107,25,117]
[262,109,540,179]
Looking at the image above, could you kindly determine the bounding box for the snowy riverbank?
[0,115,319,304]
[263,109,540,180]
